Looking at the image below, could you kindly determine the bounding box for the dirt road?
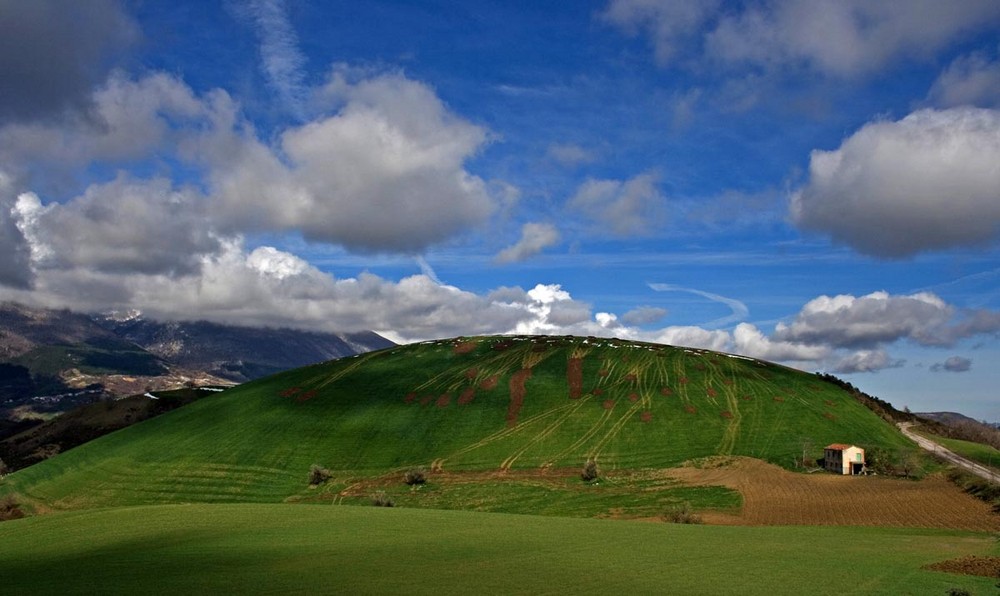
[898,422,1000,484]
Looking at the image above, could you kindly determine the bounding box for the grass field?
[2,336,916,512]
[1,504,997,595]
[916,429,1000,473]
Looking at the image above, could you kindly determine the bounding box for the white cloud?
[495,222,560,263]
[791,107,1000,257]
[831,349,904,374]
[209,71,496,253]
[0,173,32,288]
[773,291,1000,349]
[604,0,1000,77]
[601,0,721,64]
[732,322,829,363]
[14,175,219,276]
[927,52,1000,108]
[569,172,665,236]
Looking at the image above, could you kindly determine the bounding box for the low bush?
[308,464,332,486]
[581,459,599,482]
[664,502,702,524]
[0,495,25,522]
[403,467,426,486]
[370,491,394,507]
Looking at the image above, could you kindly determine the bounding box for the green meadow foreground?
[2,504,998,595]
[1,336,998,593]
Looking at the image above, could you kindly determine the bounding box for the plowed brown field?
[667,457,1000,531]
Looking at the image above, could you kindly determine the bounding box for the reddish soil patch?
[480,375,499,391]
[420,395,435,406]
[684,405,698,414]
[492,340,513,352]
[567,358,583,399]
[679,377,689,385]
[667,458,1000,531]
[707,387,718,397]
[296,390,317,402]
[628,393,639,402]
[436,394,451,408]
[404,392,417,404]
[694,363,706,371]
[623,373,637,382]
[506,368,533,427]
[923,556,1000,578]
[279,387,300,398]
[720,411,733,419]
[602,399,615,410]
[824,400,836,407]
[823,412,837,421]
[458,386,476,405]
[660,387,673,396]
[453,341,478,355]
[597,369,610,377]
[592,388,605,396]
[465,367,479,380]
[741,395,753,401]
[640,411,653,423]
[723,379,734,386]
[772,396,785,403]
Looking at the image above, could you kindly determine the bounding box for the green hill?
[2,336,913,512]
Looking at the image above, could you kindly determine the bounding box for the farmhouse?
[824,444,865,475]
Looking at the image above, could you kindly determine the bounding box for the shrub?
[403,467,427,486]
[581,459,599,482]
[0,495,25,522]
[370,491,394,507]
[0,458,9,476]
[664,502,702,524]
[308,464,332,486]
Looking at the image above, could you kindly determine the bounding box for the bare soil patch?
[567,358,583,399]
[453,341,478,355]
[480,375,499,391]
[923,555,1000,578]
[666,457,1000,531]
[457,387,476,405]
[506,369,532,427]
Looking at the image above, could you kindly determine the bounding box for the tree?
[581,459,599,482]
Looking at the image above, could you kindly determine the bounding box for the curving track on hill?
[898,422,1000,484]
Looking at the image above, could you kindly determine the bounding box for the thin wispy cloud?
[648,283,749,328]
[245,0,308,119]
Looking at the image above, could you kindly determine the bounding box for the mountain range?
[0,302,393,425]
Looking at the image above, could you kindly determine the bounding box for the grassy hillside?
[3,336,914,510]
[1,504,996,595]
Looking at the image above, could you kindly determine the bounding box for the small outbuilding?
[824,444,865,475]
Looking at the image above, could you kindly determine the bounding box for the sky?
[1,1,1000,420]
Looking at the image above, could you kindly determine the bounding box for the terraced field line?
[307,351,381,388]
[437,402,581,466]
[588,399,645,460]
[549,404,617,464]
[716,382,743,456]
[500,397,592,470]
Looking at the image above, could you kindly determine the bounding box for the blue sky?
[1,1,1000,419]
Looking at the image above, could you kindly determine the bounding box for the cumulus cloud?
[14,176,219,276]
[831,350,904,374]
[209,71,496,253]
[927,52,1000,108]
[790,107,1000,257]
[569,172,665,236]
[604,0,1000,77]
[0,174,32,288]
[773,291,1000,349]
[732,322,829,363]
[0,0,138,123]
[931,356,973,373]
[495,222,560,263]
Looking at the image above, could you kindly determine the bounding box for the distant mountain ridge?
[0,302,394,422]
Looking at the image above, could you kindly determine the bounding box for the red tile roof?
[825,443,855,450]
